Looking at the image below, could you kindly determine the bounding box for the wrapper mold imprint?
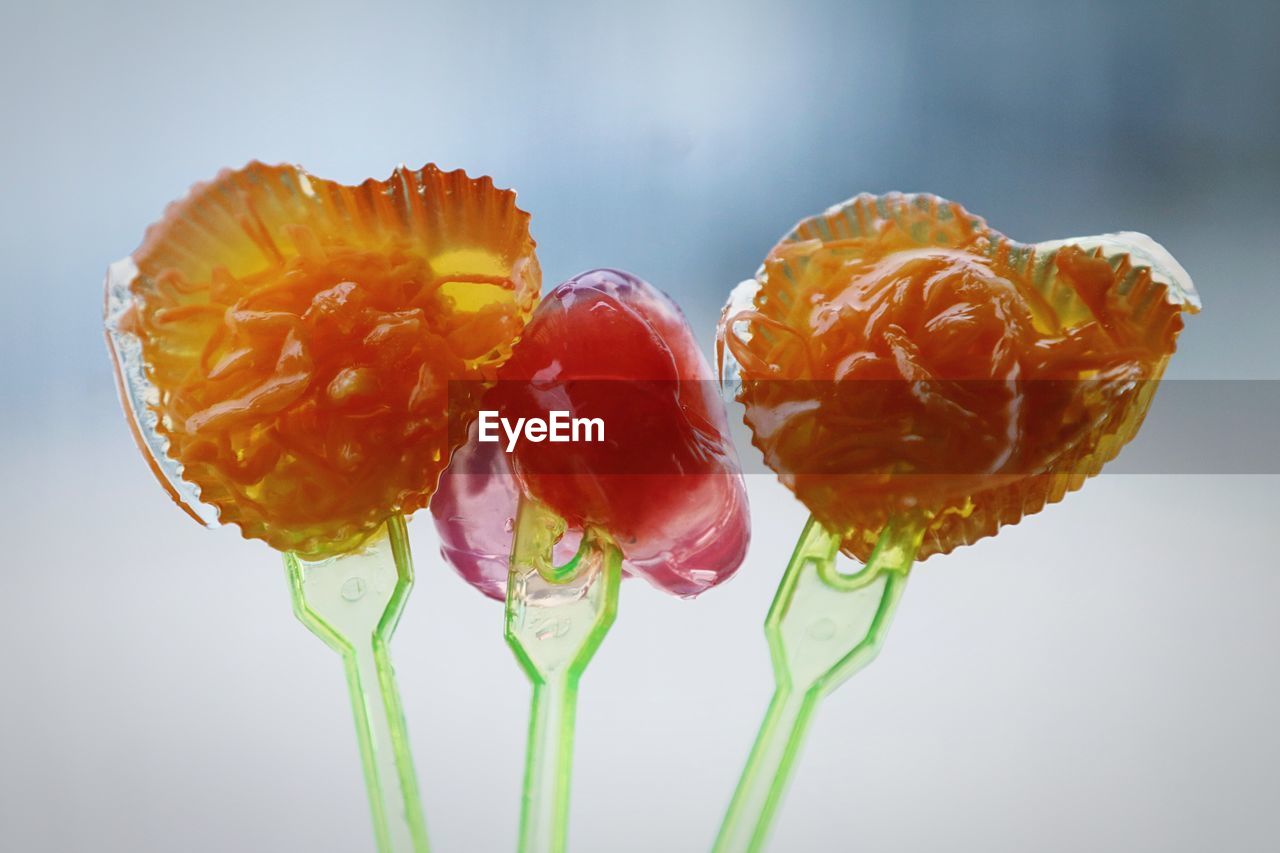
[719,192,1199,562]
[105,162,540,558]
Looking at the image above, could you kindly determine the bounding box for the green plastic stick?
[285,514,430,853]
[505,497,622,853]
[713,515,922,853]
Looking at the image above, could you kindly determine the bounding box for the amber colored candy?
[105,162,540,558]
[718,193,1199,562]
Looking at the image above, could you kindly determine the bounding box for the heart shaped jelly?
[105,162,539,558]
[718,193,1198,562]
[432,269,749,598]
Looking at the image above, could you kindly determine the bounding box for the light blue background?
[1,1,1277,850]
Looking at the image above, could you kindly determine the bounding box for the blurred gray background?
[1,0,1277,850]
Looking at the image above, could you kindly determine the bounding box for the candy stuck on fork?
[105,161,541,853]
[713,192,1198,853]
[433,268,749,853]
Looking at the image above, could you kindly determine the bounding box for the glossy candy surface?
[719,193,1199,561]
[433,269,749,599]
[105,162,539,558]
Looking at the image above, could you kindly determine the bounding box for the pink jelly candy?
[431,268,750,599]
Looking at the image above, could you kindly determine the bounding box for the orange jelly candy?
[105,162,539,558]
[719,193,1199,562]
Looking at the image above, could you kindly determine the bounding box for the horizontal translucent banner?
[444,379,1280,476]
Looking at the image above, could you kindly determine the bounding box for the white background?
[1,1,1277,850]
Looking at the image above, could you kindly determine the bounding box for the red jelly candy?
[432,268,749,598]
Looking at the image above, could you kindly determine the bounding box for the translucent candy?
[104,162,540,558]
[718,193,1199,562]
[433,269,750,598]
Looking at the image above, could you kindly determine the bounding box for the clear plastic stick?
[713,514,922,853]
[284,514,430,853]
[505,497,622,853]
